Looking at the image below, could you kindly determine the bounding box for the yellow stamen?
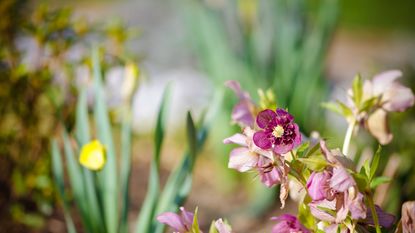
[272,125,284,138]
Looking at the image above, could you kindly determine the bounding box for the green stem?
[367,192,382,233]
[342,121,356,156]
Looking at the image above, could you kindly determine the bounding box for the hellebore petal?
[256,109,276,129]
[347,191,366,220]
[371,70,414,112]
[365,205,395,228]
[223,133,247,146]
[330,167,356,192]
[309,199,337,223]
[306,172,330,201]
[225,80,256,127]
[157,212,187,232]
[273,143,294,155]
[402,201,415,233]
[257,156,281,188]
[215,219,232,233]
[157,207,195,233]
[253,131,273,150]
[228,147,258,172]
[271,214,311,233]
[367,108,393,145]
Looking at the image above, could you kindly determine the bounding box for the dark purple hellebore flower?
[253,109,301,154]
[271,214,311,233]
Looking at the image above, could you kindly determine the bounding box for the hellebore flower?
[271,214,310,233]
[157,207,200,233]
[347,70,414,145]
[307,141,366,226]
[401,201,415,233]
[223,128,273,172]
[215,219,233,233]
[225,80,257,128]
[253,108,301,154]
[79,140,106,171]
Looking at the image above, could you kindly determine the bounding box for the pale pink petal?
[330,167,356,192]
[366,108,393,145]
[402,201,415,233]
[157,212,186,232]
[223,133,247,146]
[306,172,330,201]
[309,199,337,222]
[348,192,367,220]
[179,207,194,228]
[215,219,232,233]
[372,70,402,94]
[382,83,414,112]
[228,147,258,172]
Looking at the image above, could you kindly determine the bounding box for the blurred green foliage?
[0,0,137,231]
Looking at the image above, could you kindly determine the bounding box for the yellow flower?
[79,140,106,171]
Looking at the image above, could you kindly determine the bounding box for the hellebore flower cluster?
[223,81,301,207]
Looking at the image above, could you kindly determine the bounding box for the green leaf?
[370,176,391,189]
[361,159,371,179]
[351,172,369,192]
[92,47,118,233]
[298,154,328,171]
[51,140,77,233]
[208,220,219,233]
[370,146,381,181]
[191,207,201,233]
[297,141,310,154]
[361,96,379,112]
[119,110,132,233]
[298,201,316,230]
[75,87,104,233]
[352,74,363,107]
[135,85,171,233]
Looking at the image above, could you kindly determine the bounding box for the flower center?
[272,125,284,138]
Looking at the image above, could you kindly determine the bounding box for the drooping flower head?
[271,214,311,233]
[253,108,301,154]
[156,207,200,233]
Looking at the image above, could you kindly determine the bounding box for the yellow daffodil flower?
[79,140,106,171]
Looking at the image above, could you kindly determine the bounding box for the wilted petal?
[306,172,330,201]
[256,109,276,129]
[223,133,247,146]
[330,167,356,192]
[279,178,289,209]
[367,108,393,145]
[253,131,273,150]
[215,219,232,233]
[348,192,366,220]
[228,147,258,172]
[157,212,187,232]
[402,201,415,233]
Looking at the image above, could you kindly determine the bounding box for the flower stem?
[367,193,382,233]
[342,121,356,156]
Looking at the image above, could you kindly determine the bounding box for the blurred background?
[1,0,415,232]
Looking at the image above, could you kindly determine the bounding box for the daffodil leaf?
[370,146,381,181]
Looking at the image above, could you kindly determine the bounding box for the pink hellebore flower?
[157,207,200,233]
[253,108,301,154]
[271,214,311,233]
[225,80,257,128]
[223,128,273,172]
[360,70,414,144]
[307,141,366,225]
